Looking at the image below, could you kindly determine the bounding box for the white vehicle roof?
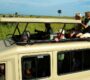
[0,40,90,58]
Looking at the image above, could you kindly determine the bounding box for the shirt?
[83,20,90,33]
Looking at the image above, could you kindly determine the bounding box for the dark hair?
[75,15,81,20]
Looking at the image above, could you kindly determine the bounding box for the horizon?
[0,0,90,16]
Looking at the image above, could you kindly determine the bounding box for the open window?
[21,54,50,80]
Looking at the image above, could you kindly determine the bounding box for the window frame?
[19,52,52,80]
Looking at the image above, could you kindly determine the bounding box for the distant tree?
[58,10,62,16]
[15,12,18,17]
[2,15,5,17]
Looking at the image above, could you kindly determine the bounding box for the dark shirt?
[83,26,90,33]
[82,18,90,33]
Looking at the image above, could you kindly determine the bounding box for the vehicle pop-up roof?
[0,17,82,45]
[0,17,81,23]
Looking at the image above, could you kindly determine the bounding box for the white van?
[0,18,90,80]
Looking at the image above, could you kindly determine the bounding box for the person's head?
[75,13,82,20]
[85,12,90,19]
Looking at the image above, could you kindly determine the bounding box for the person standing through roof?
[44,23,53,39]
[35,23,53,34]
[81,12,90,33]
[35,23,53,39]
[70,13,82,38]
[79,12,90,38]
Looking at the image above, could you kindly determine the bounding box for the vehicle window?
[57,49,90,75]
[21,55,50,80]
[0,64,5,80]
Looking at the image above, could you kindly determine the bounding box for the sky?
[0,0,90,16]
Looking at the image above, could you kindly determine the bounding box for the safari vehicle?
[0,17,90,80]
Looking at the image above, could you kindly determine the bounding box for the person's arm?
[81,23,88,29]
[81,20,90,29]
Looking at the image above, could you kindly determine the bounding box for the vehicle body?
[0,17,90,80]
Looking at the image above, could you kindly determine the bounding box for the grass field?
[0,15,75,40]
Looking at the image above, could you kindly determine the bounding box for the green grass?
[0,23,74,40]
